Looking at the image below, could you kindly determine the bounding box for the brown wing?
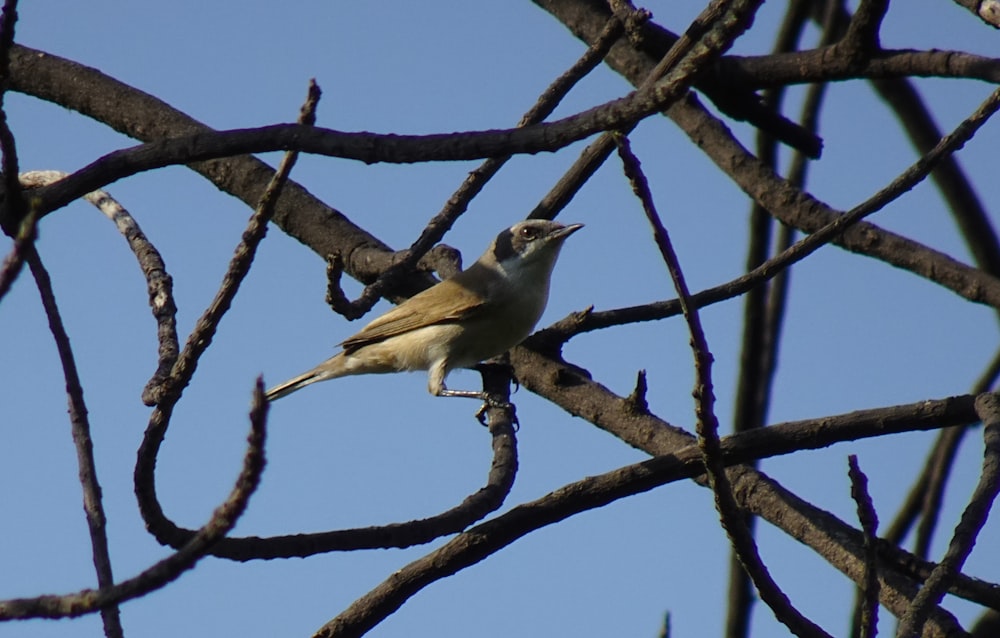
[340,274,489,352]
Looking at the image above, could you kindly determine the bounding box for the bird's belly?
[344,324,466,373]
[342,299,541,375]
[446,308,538,368]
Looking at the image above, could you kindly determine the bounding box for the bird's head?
[488,220,583,274]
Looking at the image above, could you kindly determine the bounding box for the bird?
[265,219,583,409]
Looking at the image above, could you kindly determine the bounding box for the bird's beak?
[549,223,584,241]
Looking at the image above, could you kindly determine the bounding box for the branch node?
[625,369,649,414]
[609,1,652,46]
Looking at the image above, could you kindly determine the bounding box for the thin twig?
[896,393,1000,637]
[615,134,831,638]
[913,426,966,561]
[848,455,881,638]
[728,4,830,631]
[880,425,966,568]
[0,381,268,619]
[24,247,124,638]
[165,79,320,400]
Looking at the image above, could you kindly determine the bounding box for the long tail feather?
[265,370,322,401]
[265,354,346,401]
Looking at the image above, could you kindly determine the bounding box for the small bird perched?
[265,219,583,410]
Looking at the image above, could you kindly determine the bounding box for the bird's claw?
[475,396,518,429]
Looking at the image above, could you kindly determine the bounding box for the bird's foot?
[475,396,518,429]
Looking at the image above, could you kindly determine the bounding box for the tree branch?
[25,246,124,637]
[616,132,831,638]
[511,340,977,636]
[897,393,1000,637]
[327,12,629,321]
[848,455,881,638]
[0,381,268,619]
[314,389,988,638]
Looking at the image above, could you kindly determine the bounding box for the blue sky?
[1,2,998,637]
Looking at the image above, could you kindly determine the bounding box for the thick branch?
[317,386,987,638]
[511,341,976,636]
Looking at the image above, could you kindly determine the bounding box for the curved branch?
[132,85,520,558]
[0,381,268,620]
[19,170,179,406]
[142,403,518,561]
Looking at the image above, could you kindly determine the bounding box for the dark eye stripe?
[492,228,516,262]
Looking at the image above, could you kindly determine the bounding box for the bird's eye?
[519,226,539,241]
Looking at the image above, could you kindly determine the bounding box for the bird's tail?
[265,353,347,401]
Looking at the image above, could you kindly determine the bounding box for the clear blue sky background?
[1,2,998,637]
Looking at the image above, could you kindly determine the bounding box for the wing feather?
[340,275,488,352]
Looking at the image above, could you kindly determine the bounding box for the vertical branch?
[727,2,821,633]
[614,134,831,638]
[881,348,1000,550]
[0,0,21,235]
[25,247,124,638]
[848,456,880,638]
